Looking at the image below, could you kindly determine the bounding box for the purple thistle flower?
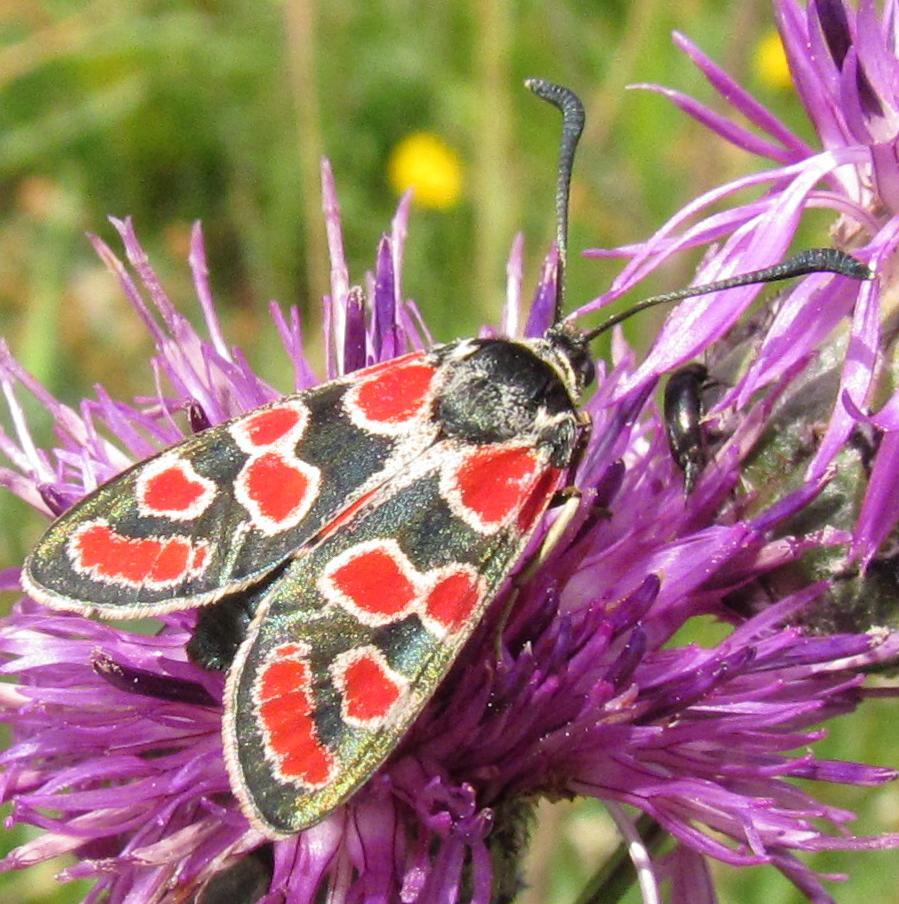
[2,5,899,898]
[582,0,899,574]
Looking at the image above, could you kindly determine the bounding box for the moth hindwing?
[23,328,595,835]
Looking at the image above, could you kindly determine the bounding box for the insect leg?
[93,653,217,707]
[549,409,592,506]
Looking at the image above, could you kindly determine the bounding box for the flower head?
[2,4,899,902]
[585,0,899,577]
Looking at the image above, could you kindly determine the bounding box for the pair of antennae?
[524,78,872,339]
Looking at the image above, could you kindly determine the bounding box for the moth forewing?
[223,435,570,836]
[21,352,442,619]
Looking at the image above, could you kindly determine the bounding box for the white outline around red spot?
[439,444,543,535]
[329,645,408,729]
[189,541,212,577]
[67,518,210,590]
[230,399,311,454]
[418,563,485,639]
[319,535,486,640]
[234,450,322,536]
[135,453,217,521]
[343,361,437,437]
[252,641,337,790]
[318,538,422,627]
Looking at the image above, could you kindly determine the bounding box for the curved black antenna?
[525,78,585,323]
[583,247,872,342]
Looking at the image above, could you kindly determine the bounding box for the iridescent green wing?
[23,353,441,617]
[224,438,563,835]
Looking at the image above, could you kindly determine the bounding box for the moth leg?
[565,409,592,475]
[549,484,580,508]
[494,489,582,660]
[547,410,591,510]
[530,490,582,571]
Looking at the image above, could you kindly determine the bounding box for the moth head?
[535,323,595,401]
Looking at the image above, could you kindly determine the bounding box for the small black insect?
[664,363,714,494]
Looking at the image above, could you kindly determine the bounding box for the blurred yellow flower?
[388,132,462,209]
[753,29,792,90]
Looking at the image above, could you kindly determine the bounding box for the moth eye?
[575,354,595,391]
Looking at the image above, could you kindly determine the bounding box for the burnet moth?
[20,80,872,837]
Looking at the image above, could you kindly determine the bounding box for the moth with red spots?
[19,81,871,837]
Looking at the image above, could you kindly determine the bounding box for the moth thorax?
[436,339,576,446]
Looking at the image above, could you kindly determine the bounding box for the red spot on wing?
[137,458,215,520]
[151,539,192,582]
[257,648,334,787]
[259,657,307,700]
[190,544,209,573]
[241,452,317,527]
[71,523,202,587]
[516,467,562,532]
[355,362,436,424]
[244,407,302,447]
[354,351,423,379]
[456,446,541,526]
[328,546,417,619]
[334,648,404,725]
[142,465,206,514]
[424,570,481,634]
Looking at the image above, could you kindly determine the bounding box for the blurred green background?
[0,1,897,902]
